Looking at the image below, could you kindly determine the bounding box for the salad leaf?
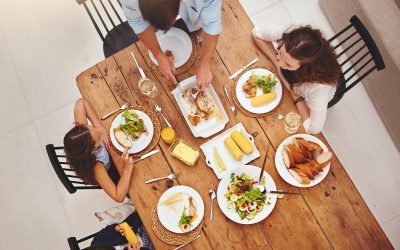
[122,110,139,121]
[178,207,192,227]
[252,73,277,94]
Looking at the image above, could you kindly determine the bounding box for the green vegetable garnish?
[252,73,277,94]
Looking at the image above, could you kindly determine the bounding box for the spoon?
[144,173,176,184]
[209,189,216,221]
[273,113,284,120]
[101,103,130,120]
[154,104,172,127]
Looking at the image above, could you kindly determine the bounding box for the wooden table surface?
[76,0,392,249]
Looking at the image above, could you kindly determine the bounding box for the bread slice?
[282,148,295,168]
[294,138,312,159]
[295,164,314,180]
[114,128,132,148]
[305,162,319,176]
[317,152,333,168]
[308,159,323,172]
[286,144,307,163]
[289,168,310,184]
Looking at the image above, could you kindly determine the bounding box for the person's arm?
[94,149,134,203]
[196,32,219,90]
[74,98,111,150]
[137,27,177,84]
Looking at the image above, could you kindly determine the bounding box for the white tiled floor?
[0,0,398,249]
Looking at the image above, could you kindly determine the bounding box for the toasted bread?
[114,128,132,148]
[317,152,332,168]
[286,144,307,163]
[294,138,312,159]
[289,168,310,184]
[282,148,295,168]
[295,164,314,180]
[308,159,323,172]
[305,162,319,176]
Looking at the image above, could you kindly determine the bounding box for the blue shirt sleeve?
[121,0,149,34]
[200,0,222,35]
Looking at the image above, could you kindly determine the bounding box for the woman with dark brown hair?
[64,98,134,202]
[252,25,341,134]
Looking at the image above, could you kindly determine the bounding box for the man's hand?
[196,63,212,91]
[156,52,177,85]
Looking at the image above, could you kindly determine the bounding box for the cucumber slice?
[229,194,238,202]
[246,213,255,220]
[277,190,284,199]
[226,201,235,210]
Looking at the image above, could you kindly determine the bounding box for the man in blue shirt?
[122,0,222,90]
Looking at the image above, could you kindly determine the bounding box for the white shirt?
[253,25,336,134]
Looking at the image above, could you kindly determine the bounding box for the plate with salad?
[217,165,277,224]
[110,109,154,154]
[235,68,282,114]
[157,185,204,234]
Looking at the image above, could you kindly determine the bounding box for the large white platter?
[109,110,154,154]
[148,27,192,68]
[275,134,331,187]
[217,165,277,224]
[200,123,260,179]
[172,75,229,138]
[235,68,282,114]
[157,186,204,234]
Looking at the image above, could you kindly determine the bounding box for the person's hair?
[139,0,180,30]
[278,26,341,86]
[83,244,114,250]
[64,124,97,184]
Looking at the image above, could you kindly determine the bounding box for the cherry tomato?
[139,118,144,123]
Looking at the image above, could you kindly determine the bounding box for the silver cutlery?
[229,58,259,79]
[133,150,159,164]
[273,113,284,120]
[154,104,172,127]
[131,52,147,79]
[223,85,237,116]
[253,142,271,193]
[174,234,201,250]
[144,173,176,184]
[101,102,130,120]
[266,190,303,195]
[209,189,216,221]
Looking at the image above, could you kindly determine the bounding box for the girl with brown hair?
[252,25,341,134]
[64,98,134,202]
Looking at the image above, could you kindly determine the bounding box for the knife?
[174,234,201,250]
[133,150,159,164]
[229,58,259,79]
[266,190,303,195]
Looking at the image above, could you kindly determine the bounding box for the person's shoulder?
[121,0,139,8]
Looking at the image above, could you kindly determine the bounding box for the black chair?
[328,15,385,108]
[76,0,138,57]
[68,233,98,250]
[46,144,100,194]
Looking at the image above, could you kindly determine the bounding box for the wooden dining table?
[76,0,392,249]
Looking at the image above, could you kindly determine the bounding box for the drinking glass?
[284,112,301,134]
[138,78,158,98]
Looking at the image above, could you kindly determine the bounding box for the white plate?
[109,110,154,154]
[275,134,331,187]
[200,123,260,179]
[157,186,204,234]
[217,165,277,224]
[172,75,229,138]
[235,68,282,114]
[148,27,192,68]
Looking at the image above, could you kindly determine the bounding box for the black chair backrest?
[46,144,100,194]
[68,232,98,250]
[76,0,124,42]
[327,15,385,107]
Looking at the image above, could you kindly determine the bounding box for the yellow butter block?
[231,130,253,155]
[251,93,277,106]
[224,137,243,160]
[119,222,139,244]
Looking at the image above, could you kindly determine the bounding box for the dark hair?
[83,244,114,250]
[278,26,341,86]
[64,125,97,184]
[139,0,180,30]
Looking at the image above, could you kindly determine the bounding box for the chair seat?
[103,21,138,58]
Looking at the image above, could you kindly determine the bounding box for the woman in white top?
[252,25,341,134]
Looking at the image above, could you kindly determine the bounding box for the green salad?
[252,73,277,94]
[119,110,147,139]
[224,173,267,220]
